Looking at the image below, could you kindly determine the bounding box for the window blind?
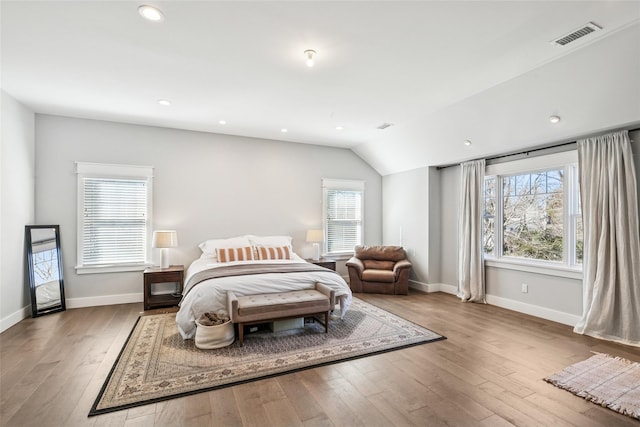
[81,178,148,265]
[322,179,364,255]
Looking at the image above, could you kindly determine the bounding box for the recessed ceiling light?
[549,115,561,124]
[281,128,288,133]
[138,5,165,22]
[219,120,227,125]
[335,126,344,131]
[157,99,171,106]
[304,50,316,67]
[463,140,472,146]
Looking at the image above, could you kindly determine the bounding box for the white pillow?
[247,235,293,248]
[198,236,252,258]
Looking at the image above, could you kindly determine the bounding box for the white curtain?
[458,159,486,303]
[574,130,640,347]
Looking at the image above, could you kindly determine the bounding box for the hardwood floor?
[1,291,638,426]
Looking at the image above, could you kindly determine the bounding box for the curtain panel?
[458,159,486,303]
[574,130,640,347]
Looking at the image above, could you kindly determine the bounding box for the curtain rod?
[436,126,640,170]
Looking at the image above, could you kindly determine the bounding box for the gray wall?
[34,115,382,304]
[1,91,35,330]
[381,166,440,286]
[436,129,640,323]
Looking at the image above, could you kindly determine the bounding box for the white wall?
[437,129,640,326]
[34,115,382,306]
[1,90,35,331]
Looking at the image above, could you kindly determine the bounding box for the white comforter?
[176,255,352,339]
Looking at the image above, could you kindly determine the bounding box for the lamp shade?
[152,230,178,248]
[306,229,323,243]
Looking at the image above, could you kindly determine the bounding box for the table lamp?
[153,230,178,269]
[306,229,323,261]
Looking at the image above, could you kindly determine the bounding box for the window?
[483,151,582,273]
[76,162,153,274]
[322,179,364,255]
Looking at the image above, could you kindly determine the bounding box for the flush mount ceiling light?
[463,140,472,146]
[335,126,344,131]
[219,120,226,125]
[549,115,561,124]
[157,99,171,106]
[304,50,316,67]
[138,5,165,22]
[281,128,288,133]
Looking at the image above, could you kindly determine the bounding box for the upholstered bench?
[227,283,335,346]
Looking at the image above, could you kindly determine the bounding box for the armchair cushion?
[362,269,395,283]
[355,245,406,262]
[362,260,395,271]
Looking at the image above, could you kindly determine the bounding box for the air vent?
[551,22,601,46]
[376,123,394,130]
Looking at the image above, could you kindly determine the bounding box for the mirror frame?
[25,225,66,317]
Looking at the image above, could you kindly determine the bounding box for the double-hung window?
[482,151,582,276]
[322,179,364,256]
[76,162,153,274]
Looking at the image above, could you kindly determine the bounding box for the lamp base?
[160,248,169,269]
[312,243,320,261]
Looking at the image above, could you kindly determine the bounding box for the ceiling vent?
[551,22,601,46]
[376,123,394,130]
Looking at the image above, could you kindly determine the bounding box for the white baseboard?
[408,281,579,326]
[1,305,31,333]
[485,294,580,327]
[438,283,458,295]
[66,293,143,309]
[409,281,451,293]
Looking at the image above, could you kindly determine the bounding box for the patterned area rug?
[544,353,640,420]
[90,297,445,416]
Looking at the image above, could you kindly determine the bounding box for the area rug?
[89,297,445,416]
[544,353,640,420]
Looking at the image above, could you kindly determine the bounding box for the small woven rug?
[544,353,640,420]
[90,297,445,416]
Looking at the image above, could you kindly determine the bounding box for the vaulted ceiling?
[2,1,640,175]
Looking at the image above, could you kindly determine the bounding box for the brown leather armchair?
[346,245,412,295]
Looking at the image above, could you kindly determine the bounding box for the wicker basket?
[195,319,235,349]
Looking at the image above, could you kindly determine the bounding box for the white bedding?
[176,254,352,339]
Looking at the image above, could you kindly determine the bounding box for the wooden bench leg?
[238,323,244,346]
[324,312,329,333]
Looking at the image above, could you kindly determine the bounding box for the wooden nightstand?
[143,265,184,310]
[307,258,336,271]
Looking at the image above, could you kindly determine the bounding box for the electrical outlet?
[521,283,528,293]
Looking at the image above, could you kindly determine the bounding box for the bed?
[176,235,353,339]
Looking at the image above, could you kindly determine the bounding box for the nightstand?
[143,265,184,310]
[307,258,336,271]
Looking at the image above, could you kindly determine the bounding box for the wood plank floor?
[1,291,639,427]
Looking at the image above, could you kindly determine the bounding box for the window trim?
[483,151,582,277]
[75,162,154,275]
[321,178,365,256]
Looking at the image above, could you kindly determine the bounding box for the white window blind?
[322,179,364,255]
[76,163,153,274]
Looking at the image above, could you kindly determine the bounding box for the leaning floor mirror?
[25,225,66,317]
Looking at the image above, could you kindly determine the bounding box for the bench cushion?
[237,289,328,316]
[230,287,332,324]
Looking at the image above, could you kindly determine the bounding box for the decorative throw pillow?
[257,245,291,260]
[216,246,254,262]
